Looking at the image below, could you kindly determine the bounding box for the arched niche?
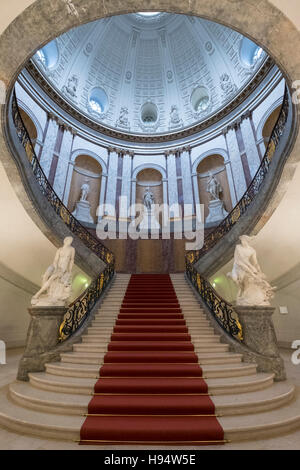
[262,105,282,145]
[197,155,232,221]
[19,108,37,144]
[136,168,163,205]
[68,154,102,223]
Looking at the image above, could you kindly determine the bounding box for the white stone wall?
[15,74,285,225]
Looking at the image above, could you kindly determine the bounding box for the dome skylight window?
[88,87,109,116]
[240,37,264,67]
[141,102,158,124]
[191,86,210,113]
[35,40,59,69]
[137,12,161,17]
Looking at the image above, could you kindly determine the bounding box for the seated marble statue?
[227,235,275,306]
[31,237,75,307]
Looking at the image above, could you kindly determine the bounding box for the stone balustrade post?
[234,305,286,381]
[17,306,67,381]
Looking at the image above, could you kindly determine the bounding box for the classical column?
[39,115,59,178]
[166,152,180,219]
[104,148,119,218]
[97,174,108,220]
[180,147,195,216]
[130,179,137,219]
[224,127,247,201]
[119,152,133,221]
[53,128,74,199]
[240,113,261,179]
[162,178,169,225]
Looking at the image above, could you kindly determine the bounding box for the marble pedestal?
[139,209,160,231]
[206,199,228,224]
[17,306,67,381]
[72,200,94,224]
[235,305,286,380]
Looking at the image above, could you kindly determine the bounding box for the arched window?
[191,86,210,113]
[141,102,158,124]
[240,37,263,68]
[35,40,59,69]
[88,87,109,116]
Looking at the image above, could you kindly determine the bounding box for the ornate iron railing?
[11,90,115,342]
[186,262,243,342]
[59,263,115,341]
[186,86,289,267]
[11,91,115,268]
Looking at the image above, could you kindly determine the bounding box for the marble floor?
[0,348,299,450]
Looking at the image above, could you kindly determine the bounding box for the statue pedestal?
[72,200,94,224]
[206,199,228,224]
[17,306,67,381]
[139,209,160,231]
[235,305,286,380]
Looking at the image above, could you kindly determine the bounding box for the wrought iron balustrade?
[186,86,289,266]
[186,262,243,342]
[11,90,115,342]
[59,263,115,341]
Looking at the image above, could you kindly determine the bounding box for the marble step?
[46,361,258,379]
[81,334,220,343]
[60,351,242,365]
[72,343,229,353]
[9,380,294,417]
[28,372,274,396]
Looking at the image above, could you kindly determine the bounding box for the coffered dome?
[30,12,269,138]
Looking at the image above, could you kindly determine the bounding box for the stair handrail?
[185,261,243,342]
[186,86,289,267]
[11,90,115,342]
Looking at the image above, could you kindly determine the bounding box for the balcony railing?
[186,86,289,267]
[11,90,115,341]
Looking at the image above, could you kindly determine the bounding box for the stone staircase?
[0,273,299,444]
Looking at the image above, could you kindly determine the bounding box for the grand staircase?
[0,273,299,445]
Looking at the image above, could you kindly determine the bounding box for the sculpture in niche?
[227,235,275,306]
[169,105,183,129]
[116,106,130,130]
[205,171,228,224]
[220,73,237,102]
[31,237,75,307]
[72,180,94,224]
[80,181,90,202]
[206,171,222,201]
[143,187,155,211]
[62,75,78,101]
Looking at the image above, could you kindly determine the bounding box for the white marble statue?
[80,181,90,202]
[207,171,222,201]
[31,237,75,307]
[227,235,275,306]
[143,187,155,211]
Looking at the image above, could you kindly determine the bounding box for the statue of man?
[227,235,275,306]
[80,181,90,202]
[143,187,155,211]
[207,171,222,201]
[31,237,75,307]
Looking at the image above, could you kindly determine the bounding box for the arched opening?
[197,155,232,223]
[19,109,37,144]
[262,106,282,147]
[67,155,102,223]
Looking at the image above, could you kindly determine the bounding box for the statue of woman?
[80,181,90,202]
[207,171,222,201]
[143,187,155,211]
[228,235,274,306]
[31,237,75,307]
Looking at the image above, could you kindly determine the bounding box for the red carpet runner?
[80,274,225,445]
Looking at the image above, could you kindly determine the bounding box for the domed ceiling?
[29,12,270,138]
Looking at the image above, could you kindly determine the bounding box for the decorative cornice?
[26,57,274,144]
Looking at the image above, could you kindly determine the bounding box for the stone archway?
[0,0,299,251]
